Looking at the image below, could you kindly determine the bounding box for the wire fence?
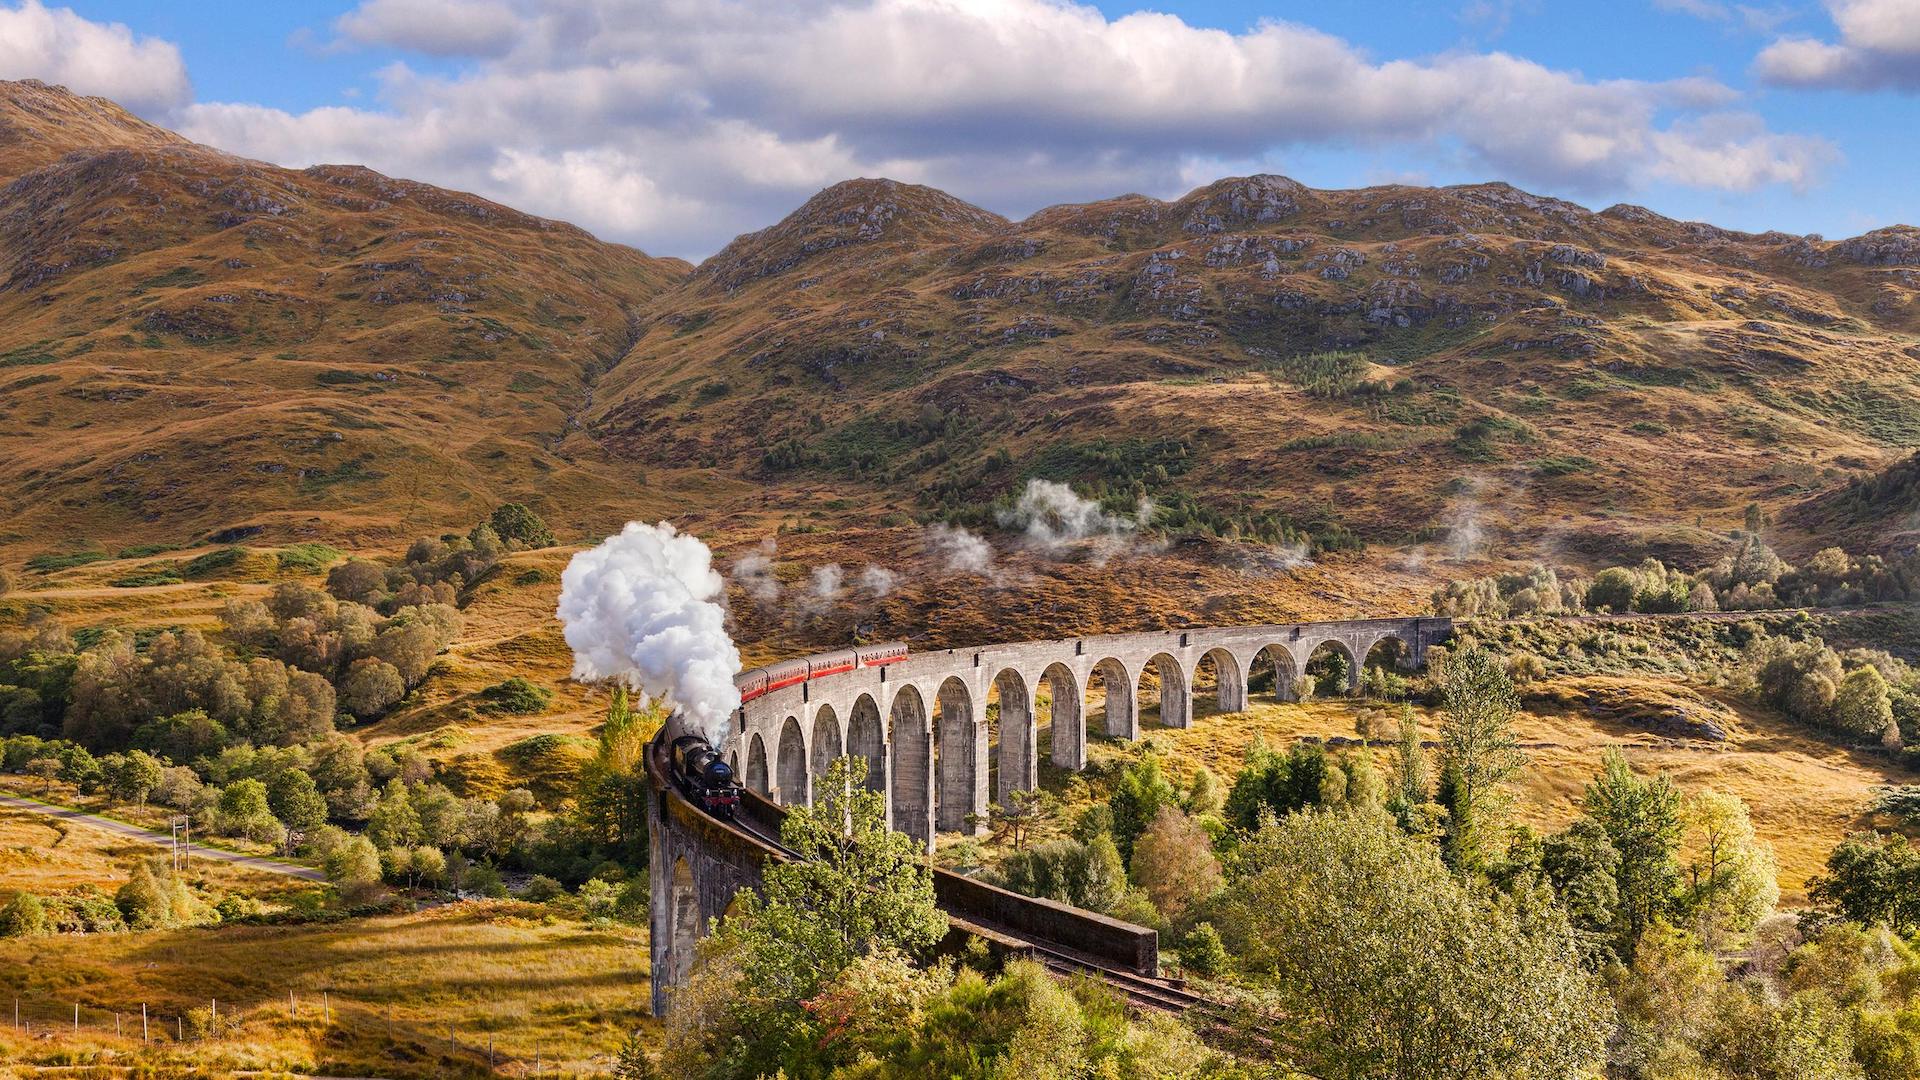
[4,990,607,1076]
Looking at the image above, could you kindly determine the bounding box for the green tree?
[1681,789,1779,949]
[1436,645,1526,872]
[102,749,163,807]
[216,777,280,843]
[1387,705,1430,820]
[1537,819,1622,964]
[489,503,556,548]
[324,834,384,903]
[115,857,198,930]
[990,787,1055,850]
[365,778,423,850]
[1583,750,1683,953]
[340,657,406,718]
[1811,832,1920,935]
[700,755,946,1077]
[1213,809,1609,1080]
[267,768,330,836]
[1108,753,1179,862]
[1834,666,1897,741]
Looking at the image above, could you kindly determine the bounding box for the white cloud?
[1756,0,1920,89]
[335,0,522,56]
[170,0,1836,258]
[0,0,190,113]
[3,0,1839,258]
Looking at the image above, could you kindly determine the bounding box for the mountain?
[591,173,1920,561]
[0,79,688,553]
[2,79,1917,571]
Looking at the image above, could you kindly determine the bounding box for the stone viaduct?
[648,616,1452,1015]
[727,617,1451,848]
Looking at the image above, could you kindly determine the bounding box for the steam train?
[735,641,908,704]
[669,734,742,820]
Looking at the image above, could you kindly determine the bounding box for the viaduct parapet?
[728,617,1451,848]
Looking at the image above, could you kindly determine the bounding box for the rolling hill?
[2,78,1917,576]
[0,79,689,555]
[592,175,1920,566]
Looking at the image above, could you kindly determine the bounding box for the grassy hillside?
[0,79,691,557]
[0,900,648,1078]
[592,176,1920,564]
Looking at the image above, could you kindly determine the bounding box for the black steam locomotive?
[669,734,742,820]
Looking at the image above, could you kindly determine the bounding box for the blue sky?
[6,0,1917,258]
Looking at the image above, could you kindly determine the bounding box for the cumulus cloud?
[145,0,1834,258]
[334,0,521,56]
[1756,0,1920,90]
[0,0,190,113]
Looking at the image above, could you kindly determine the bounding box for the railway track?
[729,804,1215,1015]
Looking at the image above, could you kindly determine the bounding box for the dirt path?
[0,792,325,882]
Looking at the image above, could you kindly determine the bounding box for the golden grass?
[0,804,308,905]
[0,901,651,1078]
[1027,677,1914,906]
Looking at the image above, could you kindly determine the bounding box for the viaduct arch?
[650,616,1451,1014]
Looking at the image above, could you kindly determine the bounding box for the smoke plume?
[730,538,780,606]
[557,521,742,745]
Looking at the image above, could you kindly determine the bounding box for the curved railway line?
[724,781,1218,1016]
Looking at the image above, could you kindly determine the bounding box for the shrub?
[481,676,552,715]
[1179,921,1229,977]
[182,546,249,579]
[277,543,343,573]
[0,892,48,937]
[489,503,555,549]
[519,874,565,902]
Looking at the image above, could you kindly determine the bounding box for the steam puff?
[558,521,742,744]
[1000,479,1147,549]
[860,564,898,596]
[926,523,995,574]
[730,538,780,605]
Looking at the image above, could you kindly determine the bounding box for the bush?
[277,543,343,573]
[0,892,48,937]
[463,861,508,898]
[1180,921,1229,977]
[481,677,551,715]
[519,874,565,902]
[182,546,248,579]
[489,504,555,549]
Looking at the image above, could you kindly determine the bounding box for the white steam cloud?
[926,523,996,576]
[730,538,780,606]
[999,479,1155,564]
[557,521,742,745]
[809,563,844,601]
[860,564,898,597]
